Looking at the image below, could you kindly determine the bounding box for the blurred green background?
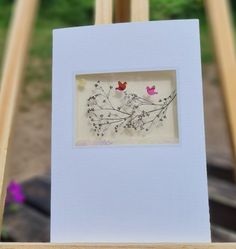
[0,0,235,103]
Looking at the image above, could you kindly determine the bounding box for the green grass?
[200,21,214,63]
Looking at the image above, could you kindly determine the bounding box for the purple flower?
[6,180,25,205]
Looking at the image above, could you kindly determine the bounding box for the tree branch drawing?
[87,80,177,137]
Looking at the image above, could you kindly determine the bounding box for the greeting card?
[51,20,210,242]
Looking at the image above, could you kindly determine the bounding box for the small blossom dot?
[6,180,25,205]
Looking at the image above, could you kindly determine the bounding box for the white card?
[51,20,211,243]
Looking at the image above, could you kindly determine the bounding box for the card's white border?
[51,20,211,243]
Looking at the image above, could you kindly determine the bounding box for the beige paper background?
[75,70,178,146]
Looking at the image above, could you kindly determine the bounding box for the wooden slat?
[95,0,113,24]
[208,177,236,208]
[204,0,236,177]
[3,205,49,242]
[0,0,235,248]
[131,0,149,22]
[23,176,51,215]
[211,225,236,242]
[1,243,236,248]
[114,0,130,23]
[0,0,39,231]
[208,177,236,231]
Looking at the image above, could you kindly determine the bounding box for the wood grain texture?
[114,0,130,23]
[131,0,149,22]
[1,243,236,248]
[0,0,39,231]
[95,0,113,24]
[204,0,236,177]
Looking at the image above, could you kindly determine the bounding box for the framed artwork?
[75,70,178,146]
[51,20,210,243]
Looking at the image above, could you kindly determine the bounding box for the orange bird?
[116,81,127,91]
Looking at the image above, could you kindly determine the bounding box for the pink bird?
[146,85,158,95]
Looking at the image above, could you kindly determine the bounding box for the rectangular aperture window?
[75,70,178,146]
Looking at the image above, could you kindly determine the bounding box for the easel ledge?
[0,243,236,249]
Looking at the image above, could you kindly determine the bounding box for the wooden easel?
[0,0,236,248]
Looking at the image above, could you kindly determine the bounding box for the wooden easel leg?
[204,0,236,179]
[0,0,39,232]
[131,0,149,22]
[114,0,130,23]
[95,0,113,25]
